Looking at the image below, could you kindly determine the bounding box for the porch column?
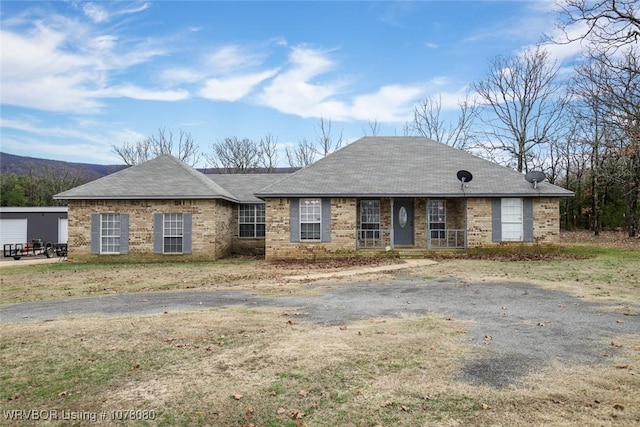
[390,198,394,250]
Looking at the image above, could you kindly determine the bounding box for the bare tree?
[259,134,280,172]
[285,117,344,168]
[112,127,200,166]
[207,137,262,173]
[363,119,381,136]
[286,138,316,168]
[553,0,640,53]
[411,93,478,149]
[472,45,569,172]
[314,117,343,157]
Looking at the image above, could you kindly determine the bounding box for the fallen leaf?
[233,393,243,400]
[482,403,490,410]
[616,320,625,324]
[611,341,623,348]
[614,364,629,369]
[268,390,277,396]
[276,408,286,415]
[401,406,410,412]
[613,404,624,410]
[131,364,140,370]
[380,400,392,408]
[291,410,304,419]
[298,389,308,397]
[339,325,347,330]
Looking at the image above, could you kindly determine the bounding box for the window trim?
[428,199,446,239]
[360,199,381,239]
[299,198,322,241]
[501,198,524,242]
[163,213,184,254]
[238,203,266,239]
[100,213,121,254]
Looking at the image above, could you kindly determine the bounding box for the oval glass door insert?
[398,206,408,228]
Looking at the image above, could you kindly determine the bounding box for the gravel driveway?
[1,276,637,388]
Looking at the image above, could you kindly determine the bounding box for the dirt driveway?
[1,270,637,389]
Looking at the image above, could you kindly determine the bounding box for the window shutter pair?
[491,198,533,243]
[153,213,192,254]
[289,198,331,243]
[90,213,129,254]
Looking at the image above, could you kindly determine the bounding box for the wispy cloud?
[0,3,171,114]
[199,70,279,102]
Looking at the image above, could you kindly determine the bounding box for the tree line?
[3,1,638,236]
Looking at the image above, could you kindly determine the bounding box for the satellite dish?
[456,170,473,190]
[525,171,546,189]
[456,170,473,183]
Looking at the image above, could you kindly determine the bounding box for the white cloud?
[199,70,279,102]
[258,46,341,115]
[0,7,176,114]
[82,3,109,23]
[101,85,190,101]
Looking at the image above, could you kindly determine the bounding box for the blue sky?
[0,1,583,166]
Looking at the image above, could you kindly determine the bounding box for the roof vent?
[525,171,546,189]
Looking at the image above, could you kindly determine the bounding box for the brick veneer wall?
[265,197,357,260]
[67,199,234,261]
[466,197,561,247]
[532,197,561,243]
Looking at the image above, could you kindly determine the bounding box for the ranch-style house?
[54,136,573,261]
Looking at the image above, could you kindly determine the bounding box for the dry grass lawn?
[1,231,639,426]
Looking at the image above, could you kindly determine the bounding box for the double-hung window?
[501,198,523,241]
[163,213,184,253]
[360,200,380,241]
[300,198,321,241]
[428,200,446,239]
[100,213,121,254]
[239,204,266,238]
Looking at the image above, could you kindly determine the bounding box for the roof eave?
[53,195,240,203]
[256,192,574,198]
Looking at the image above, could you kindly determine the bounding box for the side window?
[501,198,523,241]
[428,200,446,239]
[239,204,266,238]
[91,213,128,255]
[300,198,321,241]
[163,213,184,253]
[101,213,121,254]
[360,200,380,240]
[153,212,191,254]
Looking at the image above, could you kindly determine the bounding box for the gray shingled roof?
[256,137,574,198]
[55,155,237,201]
[207,174,289,203]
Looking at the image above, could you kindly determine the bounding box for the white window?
[101,213,120,254]
[163,213,184,253]
[300,198,321,241]
[360,200,380,240]
[239,204,266,238]
[428,200,446,239]
[501,198,523,241]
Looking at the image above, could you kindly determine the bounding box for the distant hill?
[0,152,128,179]
[0,152,298,179]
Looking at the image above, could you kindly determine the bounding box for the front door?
[393,199,414,246]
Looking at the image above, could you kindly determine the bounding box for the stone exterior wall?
[265,197,357,260]
[66,199,234,261]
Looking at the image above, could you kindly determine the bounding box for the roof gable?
[55,155,237,201]
[256,137,574,198]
